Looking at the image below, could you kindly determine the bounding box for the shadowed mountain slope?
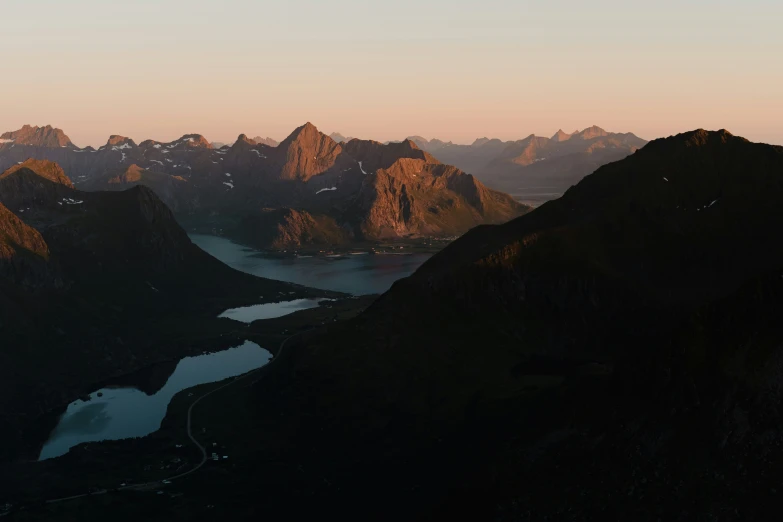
[204,129,783,520]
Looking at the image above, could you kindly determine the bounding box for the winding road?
[43,333,301,505]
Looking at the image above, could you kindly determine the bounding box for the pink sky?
[1,0,781,147]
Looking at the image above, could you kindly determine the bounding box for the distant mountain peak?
[251,136,279,147]
[283,122,326,144]
[178,134,212,148]
[329,132,353,144]
[276,123,344,181]
[574,125,609,140]
[106,135,137,148]
[551,129,573,142]
[407,136,453,152]
[400,138,423,150]
[1,125,74,148]
[236,134,257,146]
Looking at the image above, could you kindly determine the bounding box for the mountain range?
[408,125,647,204]
[0,124,529,250]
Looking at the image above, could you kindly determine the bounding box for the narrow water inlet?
[218,298,326,324]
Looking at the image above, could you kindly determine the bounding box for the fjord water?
[39,342,271,460]
[189,234,430,295]
[40,236,427,459]
[219,298,325,323]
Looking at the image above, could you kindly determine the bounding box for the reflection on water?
[52,403,112,436]
[219,298,325,323]
[39,341,271,460]
[189,234,430,295]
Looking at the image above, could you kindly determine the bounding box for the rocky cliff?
[351,158,527,239]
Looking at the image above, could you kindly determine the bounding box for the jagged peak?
[400,138,422,150]
[551,129,573,142]
[343,138,439,170]
[281,122,327,145]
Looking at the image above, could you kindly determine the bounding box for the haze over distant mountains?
[407,125,647,204]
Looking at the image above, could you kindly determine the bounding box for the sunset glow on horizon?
[2,0,781,147]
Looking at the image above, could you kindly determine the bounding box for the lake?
[39,235,430,460]
[219,298,326,323]
[189,234,430,295]
[39,341,271,460]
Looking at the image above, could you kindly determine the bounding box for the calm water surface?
[39,342,271,460]
[219,298,325,323]
[190,234,430,295]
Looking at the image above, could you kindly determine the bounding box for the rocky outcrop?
[342,138,438,173]
[0,125,74,148]
[234,207,351,249]
[106,135,136,147]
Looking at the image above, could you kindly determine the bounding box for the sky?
[1,0,781,147]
